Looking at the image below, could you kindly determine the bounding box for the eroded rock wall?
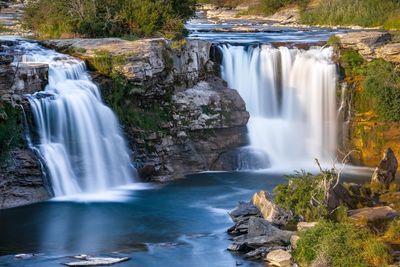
[0,39,50,208]
[45,38,250,181]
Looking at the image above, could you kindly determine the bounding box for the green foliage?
[363,59,400,121]
[261,0,309,15]
[23,0,196,38]
[294,221,392,267]
[0,103,24,164]
[326,35,340,48]
[384,219,400,243]
[274,171,328,221]
[301,0,400,28]
[339,50,365,76]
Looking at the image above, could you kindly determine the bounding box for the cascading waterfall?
[220,44,337,169]
[17,41,134,196]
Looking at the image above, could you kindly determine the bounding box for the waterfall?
[17,41,135,196]
[220,44,337,169]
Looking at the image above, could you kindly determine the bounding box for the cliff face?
[335,31,400,166]
[44,38,250,181]
[0,39,51,208]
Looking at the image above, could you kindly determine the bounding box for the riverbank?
[227,151,400,266]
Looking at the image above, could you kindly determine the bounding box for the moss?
[327,35,341,48]
[0,103,24,165]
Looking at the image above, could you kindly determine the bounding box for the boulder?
[229,201,262,222]
[265,249,292,267]
[348,206,399,223]
[247,217,291,238]
[252,191,293,226]
[297,222,317,232]
[326,183,358,211]
[245,246,285,260]
[371,148,398,189]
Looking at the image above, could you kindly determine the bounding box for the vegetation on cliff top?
[23,0,196,38]
[201,0,400,29]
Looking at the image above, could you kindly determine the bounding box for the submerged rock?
[64,256,130,266]
[371,148,398,189]
[265,249,292,267]
[252,191,293,226]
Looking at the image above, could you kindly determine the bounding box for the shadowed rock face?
[0,39,50,209]
[0,149,50,209]
[371,148,398,188]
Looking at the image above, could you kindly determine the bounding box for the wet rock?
[265,249,292,267]
[297,222,317,232]
[64,255,130,266]
[348,206,399,223]
[245,246,285,260]
[252,191,293,226]
[214,147,270,171]
[371,148,398,189]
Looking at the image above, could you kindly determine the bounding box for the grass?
[301,0,400,29]
[294,221,393,267]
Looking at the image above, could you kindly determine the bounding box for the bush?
[0,103,24,164]
[301,0,400,28]
[274,171,328,221]
[363,59,400,121]
[294,221,392,267]
[23,0,196,38]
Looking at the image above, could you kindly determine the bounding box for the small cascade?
[15,40,135,196]
[219,44,338,168]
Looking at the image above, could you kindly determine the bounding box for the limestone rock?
[297,222,317,232]
[265,249,292,267]
[348,206,399,223]
[290,235,300,249]
[336,31,391,60]
[371,148,398,188]
[376,43,400,64]
[252,191,293,226]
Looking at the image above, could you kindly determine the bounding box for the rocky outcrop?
[371,148,398,189]
[227,200,294,261]
[336,31,400,64]
[348,206,399,224]
[252,191,293,226]
[0,149,50,209]
[265,249,292,267]
[44,38,250,181]
[0,39,50,209]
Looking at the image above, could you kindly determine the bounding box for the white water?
[220,44,337,169]
[16,41,135,196]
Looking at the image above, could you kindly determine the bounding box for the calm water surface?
[0,170,371,267]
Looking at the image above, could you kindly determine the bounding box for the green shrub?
[294,221,392,267]
[384,219,400,243]
[301,0,400,28]
[23,0,196,38]
[363,59,400,121]
[274,171,328,221]
[0,103,24,164]
[339,49,365,76]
